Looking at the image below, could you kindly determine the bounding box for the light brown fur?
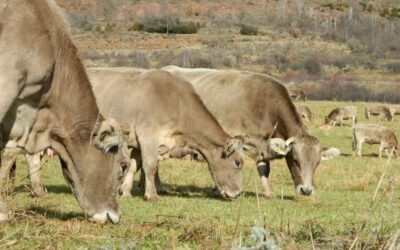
[88,68,243,200]
[325,106,357,126]
[163,66,323,197]
[365,105,392,121]
[352,124,400,158]
[0,0,128,223]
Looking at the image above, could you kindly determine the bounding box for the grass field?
[1,101,400,249]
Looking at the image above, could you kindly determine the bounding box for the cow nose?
[90,210,120,224]
[107,211,120,224]
[231,192,241,199]
[300,186,314,196]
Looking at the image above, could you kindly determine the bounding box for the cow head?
[203,138,243,200]
[282,134,321,196]
[324,116,332,125]
[24,113,132,224]
[236,134,327,196]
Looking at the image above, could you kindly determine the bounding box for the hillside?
[56,0,400,102]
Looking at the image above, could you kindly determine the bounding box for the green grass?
[1,101,400,249]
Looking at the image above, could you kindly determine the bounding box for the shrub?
[67,11,93,31]
[383,62,400,73]
[240,24,258,35]
[136,15,198,34]
[129,51,150,68]
[306,81,400,103]
[304,55,322,75]
[176,50,216,68]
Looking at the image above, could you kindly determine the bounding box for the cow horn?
[285,137,296,147]
[222,138,243,158]
[269,138,288,156]
[95,118,127,153]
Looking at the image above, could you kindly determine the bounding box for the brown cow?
[352,124,400,158]
[163,66,335,198]
[0,0,129,223]
[324,106,357,126]
[365,105,392,121]
[87,68,245,200]
[288,88,307,101]
[296,105,313,122]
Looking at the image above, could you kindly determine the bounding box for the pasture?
[1,101,400,249]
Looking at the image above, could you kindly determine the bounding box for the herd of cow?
[0,0,394,225]
[296,103,400,158]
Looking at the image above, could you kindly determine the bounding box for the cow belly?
[0,102,38,148]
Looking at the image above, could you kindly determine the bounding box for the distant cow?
[352,124,400,158]
[296,105,313,122]
[288,89,307,101]
[325,106,357,126]
[365,105,392,121]
[389,106,400,120]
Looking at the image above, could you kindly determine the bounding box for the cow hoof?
[263,192,275,199]
[33,188,47,198]
[144,194,160,201]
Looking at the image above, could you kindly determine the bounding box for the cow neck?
[47,34,102,146]
[274,115,309,139]
[185,114,230,154]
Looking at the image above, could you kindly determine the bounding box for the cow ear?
[95,118,128,153]
[269,137,295,156]
[222,137,243,158]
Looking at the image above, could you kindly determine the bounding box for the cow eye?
[234,159,241,168]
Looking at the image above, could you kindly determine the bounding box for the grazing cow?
[352,124,400,158]
[324,106,357,126]
[296,105,313,122]
[163,66,337,198]
[389,106,400,120]
[0,0,130,223]
[365,105,392,121]
[87,68,246,200]
[288,89,307,101]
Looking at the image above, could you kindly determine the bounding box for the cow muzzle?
[90,210,120,224]
[220,189,241,200]
[296,185,314,196]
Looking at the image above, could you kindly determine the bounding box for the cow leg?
[154,169,165,193]
[0,149,21,222]
[257,161,274,199]
[138,167,164,193]
[379,143,384,159]
[120,158,138,198]
[25,153,46,197]
[0,149,19,195]
[139,139,160,200]
[357,140,363,157]
[8,162,16,194]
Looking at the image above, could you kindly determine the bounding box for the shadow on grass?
[130,182,296,201]
[132,182,220,199]
[45,185,71,194]
[341,153,382,158]
[13,184,71,195]
[27,206,85,221]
